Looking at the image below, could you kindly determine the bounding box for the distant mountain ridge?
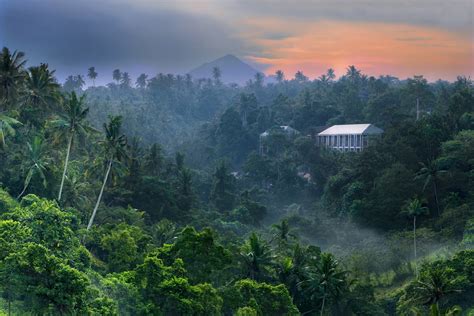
[189,54,262,85]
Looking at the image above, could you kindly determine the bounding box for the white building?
[317,124,383,152]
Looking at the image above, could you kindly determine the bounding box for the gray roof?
[318,124,383,136]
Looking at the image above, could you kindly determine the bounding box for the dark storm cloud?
[0,0,247,81]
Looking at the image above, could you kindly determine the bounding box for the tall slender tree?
[87,116,127,230]
[112,69,121,84]
[275,70,285,83]
[300,253,347,316]
[416,160,444,216]
[326,68,336,81]
[49,92,91,202]
[240,232,274,281]
[120,72,131,88]
[402,197,429,277]
[136,73,148,89]
[212,67,222,85]
[87,67,98,87]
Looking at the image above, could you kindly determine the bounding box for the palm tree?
[112,69,121,84]
[300,253,347,316]
[144,143,164,176]
[295,70,308,82]
[136,73,148,89]
[23,64,60,112]
[326,68,336,81]
[416,160,444,216]
[318,74,329,84]
[86,116,127,230]
[413,267,461,309]
[212,67,221,85]
[346,65,361,82]
[120,72,131,88]
[0,47,26,106]
[403,197,429,277]
[272,219,296,250]
[17,136,51,199]
[0,112,21,148]
[49,92,91,202]
[275,70,285,83]
[277,244,310,301]
[87,67,98,86]
[240,232,274,281]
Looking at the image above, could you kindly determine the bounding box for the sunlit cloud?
[241,19,473,80]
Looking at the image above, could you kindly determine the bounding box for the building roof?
[318,124,383,136]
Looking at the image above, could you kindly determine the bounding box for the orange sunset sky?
[1,0,473,81]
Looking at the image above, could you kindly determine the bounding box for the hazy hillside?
[189,54,263,85]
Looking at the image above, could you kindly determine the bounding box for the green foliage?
[1,46,474,314]
[221,279,299,315]
[133,254,222,315]
[2,243,90,314]
[158,226,232,284]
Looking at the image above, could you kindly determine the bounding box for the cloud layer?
[1,0,472,82]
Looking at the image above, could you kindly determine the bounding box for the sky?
[1,0,473,83]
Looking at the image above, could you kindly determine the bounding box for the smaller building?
[317,124,383,152]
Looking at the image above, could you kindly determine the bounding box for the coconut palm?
[0,47,26,106]
[413,267,461,309]
[112,69,121,83]
[120,72,131,88]
[346,65,361,82]
[0,112,21,148]
[144,143,164,176]
[272,218,297,250]
[87,67,98,86]
[49,92,92,202]
[22,64,60,119]
[240,232,274,281]
[300,253,347,316]
[402,197,429,277]
[319,74,329,84]
[412,304,462,316]
[277,244,311,300]
[136,73,148,89]
[416,160,444,216]
[86,116,127,230]
[326,68,336,81]
[275,70,285,83]
[212,67,221,84]
[17,136,51,199]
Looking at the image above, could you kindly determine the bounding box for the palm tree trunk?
[58,133,73,202]
[17,181,29,200]
[413,216,418,277]
[87,159,112,230]
[433,180,440,216]
[320,294,326,316]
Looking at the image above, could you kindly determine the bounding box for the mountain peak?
[189,54,262,85]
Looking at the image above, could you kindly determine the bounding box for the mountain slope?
[189,54,262,85]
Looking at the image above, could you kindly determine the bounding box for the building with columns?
[317,124,383,152]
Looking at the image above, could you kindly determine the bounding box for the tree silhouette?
[87,67,98,86]
[87,116,127,230]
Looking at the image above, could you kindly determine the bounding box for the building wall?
[317,134,370,152]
